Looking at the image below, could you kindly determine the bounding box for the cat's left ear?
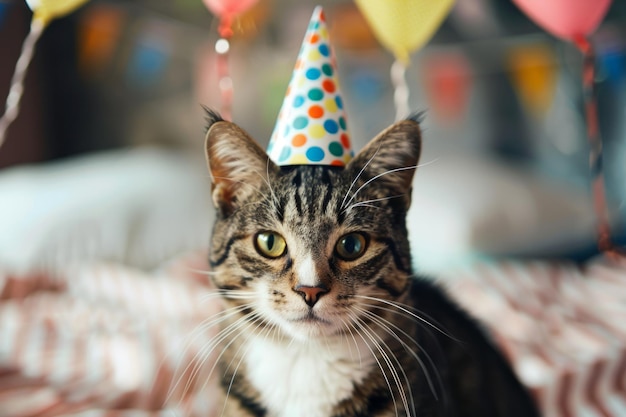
[346,115,422,209]
[204,110,278,216]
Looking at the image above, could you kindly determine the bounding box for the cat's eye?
[335,233,368,261]
[255,232,287,258]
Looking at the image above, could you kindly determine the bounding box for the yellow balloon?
[26,0,90,26]
[355,0,456,64]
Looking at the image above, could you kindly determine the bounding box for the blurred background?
[1,0,625,273]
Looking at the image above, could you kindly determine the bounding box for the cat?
[201,109,540,417]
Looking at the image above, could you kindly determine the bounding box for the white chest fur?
[243,334,375,417]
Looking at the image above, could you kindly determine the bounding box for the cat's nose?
[293,284,329,307]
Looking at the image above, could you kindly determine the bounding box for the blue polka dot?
[335,96,343,109]
[305,68,321,80]
[284,125,290,136]
[279,146,291,162]
[319,44,329,57]
[306,146,325,162]
[323,119,339,134]
[293,95,305,108]
[293,116,308,130]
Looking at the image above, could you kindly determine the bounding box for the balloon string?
[0,18,45,150]
[574,36,623,257]
[391,59,409,121]
[215,36,233,121]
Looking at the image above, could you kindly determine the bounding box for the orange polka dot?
[308,105,324,118]
[292,134,307,147]
[309,34,320,44]
[295,59,302,69]
[320,11,326,21]
[340,133,350,148]
[322,80,335,93]
[330,160,345,167]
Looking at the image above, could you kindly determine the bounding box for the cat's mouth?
[293,311,330,325]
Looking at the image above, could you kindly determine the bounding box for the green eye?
[335,233,368,261]
[255,232,287,258]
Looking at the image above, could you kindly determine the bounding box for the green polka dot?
[308,88,324,101]
[329,142,343,157]
[339,117,347,130]
[322,63,333,76]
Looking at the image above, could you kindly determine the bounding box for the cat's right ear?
[204,109,278,216]
[346,114,423,209]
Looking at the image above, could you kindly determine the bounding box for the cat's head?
[204,110,422,341]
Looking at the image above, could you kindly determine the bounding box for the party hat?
[267,6,353,167]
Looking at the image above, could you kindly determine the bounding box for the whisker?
[167,306,254,402]
[356,306,440,403]
[166,302,253,376]
[348,312,401,417]
[199,290,257,303]
[355,311,412,416]
[338,317,361,366]
[355,309,417,417]
[343,194,405,214]
[344,158,438,211]
[356,301,445,397]
[354,295,457,341]
[343,165,417,210]
[221,316,273,417]
[341,146,382,210]
[193,312,263,404]
[184,267,219,276]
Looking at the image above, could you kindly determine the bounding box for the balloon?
[354,0,456,64]
[26,0,90,26]
[512,0,612,41]
[202,0,258,19]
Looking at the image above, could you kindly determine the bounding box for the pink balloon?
[513,0,612,41]
[203,0,258,18]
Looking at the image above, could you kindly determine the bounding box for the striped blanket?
[1,253,624,416]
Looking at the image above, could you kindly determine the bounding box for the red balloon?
[203,0,258,19]
[513,0,612,41]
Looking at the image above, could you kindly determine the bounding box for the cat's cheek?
[254,280,290,322]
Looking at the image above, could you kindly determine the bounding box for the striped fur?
[203,113,540,417]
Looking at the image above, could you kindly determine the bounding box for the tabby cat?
[202,109,540,417]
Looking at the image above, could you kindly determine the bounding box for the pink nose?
[294,284,329,307]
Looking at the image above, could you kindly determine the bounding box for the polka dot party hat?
[267,6,354,167]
